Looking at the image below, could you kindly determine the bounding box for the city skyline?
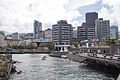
[0,0,120,33]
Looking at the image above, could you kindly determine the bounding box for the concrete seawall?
[0,51,51,54]
[67,53,120,79]
[67,53,87,62]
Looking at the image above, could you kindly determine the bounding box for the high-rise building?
[86,12,98,39]
[44,28,52,42]
[77,12,98,41]
[77,23,87,41]
[52,20,73,51]
[95,18,110,41]
[110,25,118,39]
[34,20,42,39]
[86,12,98,26]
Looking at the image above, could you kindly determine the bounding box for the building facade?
[110,25,118,39]
[72,30,77,38]
[44,28,52,42]
[77,23,87,41]
[34,20,42,39]
[52,20,73,45]
[12,32,19,40]
[52,20,73,51]
[86,12,98,40]
[38,31,45,42]
[77,12,98,41]
[95,18,110,41]
[86,12,98,26]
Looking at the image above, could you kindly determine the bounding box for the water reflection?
[10,54,115,80]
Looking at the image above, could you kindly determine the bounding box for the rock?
[17,70,22,74]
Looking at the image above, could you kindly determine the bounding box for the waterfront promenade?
[67,52,120,79]
[68,45,120,68]
[0,49,51,54]
[68,52,120,68]
[0,50,51,54]
[0,46,52,54]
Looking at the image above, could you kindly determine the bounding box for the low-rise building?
[4,39,20,46]
[12,32,19,40]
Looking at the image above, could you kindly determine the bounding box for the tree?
[40,43,54,50]
[98,41,107,46]
[46,43,54,50]
[25,44,37,49]
[7,44,12,48]
[106,39,117,46]
[70,39,80,47]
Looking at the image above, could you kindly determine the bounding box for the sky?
[0,0,120,34]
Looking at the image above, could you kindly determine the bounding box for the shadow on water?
[78,63,119,80]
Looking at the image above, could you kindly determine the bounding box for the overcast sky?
[0,0,120,33]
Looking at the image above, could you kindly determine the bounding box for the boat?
[61,55,67,59]
[17,70,22,74]
[41,56,47,60]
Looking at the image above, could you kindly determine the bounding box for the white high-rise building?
[95,18,110,41]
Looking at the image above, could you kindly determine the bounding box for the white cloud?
[65,0,98,10]
[99,0,120,29]
[0,0,99,33]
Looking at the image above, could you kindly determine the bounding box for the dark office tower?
[86,12,98,26]
[34,20,42,39]
[85,12,98,40]
[52,20,73,45]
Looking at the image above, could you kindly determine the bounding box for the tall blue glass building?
[110,25,118,39]
[33,20,42,39]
